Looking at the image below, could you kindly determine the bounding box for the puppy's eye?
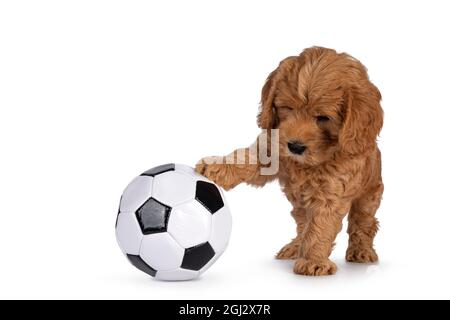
[278,106,294,112]
[316,115,330,122]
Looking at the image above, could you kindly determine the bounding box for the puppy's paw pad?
[346,247,378,263]
[276,241,300,260]
[294,258,337,276]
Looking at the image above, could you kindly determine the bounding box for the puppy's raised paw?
[294,258,337,276]
[276,240,300,260]
[195,157,240,190]
[346,246,378,263]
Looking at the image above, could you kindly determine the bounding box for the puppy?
[196,47,383,276]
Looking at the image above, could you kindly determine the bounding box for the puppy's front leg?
[195,147,276,190]
[196,133,278,190]
[276,207,307,259]
[195,153,247,190]
[294,200,350,276]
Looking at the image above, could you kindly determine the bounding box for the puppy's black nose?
[288,141,307,155]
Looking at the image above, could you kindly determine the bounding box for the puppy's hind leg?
[346,182,384,263]
[276,208,306,260]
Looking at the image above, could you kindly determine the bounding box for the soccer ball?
[115,163,232,281]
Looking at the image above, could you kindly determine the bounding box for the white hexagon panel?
[119,176,153,213]
[168,200,212,248]
[155,268,198,281]
[152,171,196,207]
[209,205,232,254]
[115,211,144,255]
[139,233,184,271]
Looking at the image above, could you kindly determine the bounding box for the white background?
[1,0,449,300]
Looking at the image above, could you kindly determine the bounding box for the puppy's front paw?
[346,246,378,263]
[294,258,337,276]
[276,240,300,260]
[195,157,240,190]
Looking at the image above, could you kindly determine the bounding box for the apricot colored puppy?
[196,47,383,276]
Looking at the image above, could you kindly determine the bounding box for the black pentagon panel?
[141,163,175,177]
[181,242,215,271]
[195,181,224,214]
[127,254,156,277]
[136,198,171,235]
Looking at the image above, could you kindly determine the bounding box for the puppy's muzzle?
[288,141,307,155]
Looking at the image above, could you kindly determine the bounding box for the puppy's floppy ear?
[339,81,383,155]
[257,69,279,129]
[258,56,301,129]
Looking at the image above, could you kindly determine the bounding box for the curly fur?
[196,47,384,276]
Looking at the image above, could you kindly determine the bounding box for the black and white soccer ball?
[115,163,232,281]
